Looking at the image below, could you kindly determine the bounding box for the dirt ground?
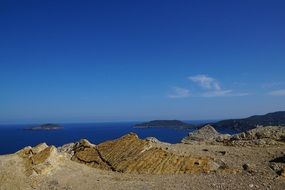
[0,141,285,190]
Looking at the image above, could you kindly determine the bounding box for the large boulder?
[182,125,230,144]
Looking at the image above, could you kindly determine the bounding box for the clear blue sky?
[0,0,285,124]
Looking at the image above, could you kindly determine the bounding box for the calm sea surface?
[0,121,230,155]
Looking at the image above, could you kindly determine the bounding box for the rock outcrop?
[17,143,60,176]
[12,134,226,176]
[226,126,285,146]
[67,133,224,174]
[182,125,230,144]
[182,125,285,146]
[71,139,112,170]
[183,125,219,141]
[230,126,285,141]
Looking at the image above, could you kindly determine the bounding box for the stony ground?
[0,129,285,190]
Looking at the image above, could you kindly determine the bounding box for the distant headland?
[134,111,285,132]
[212,111,285,132]
[134,120,193,129]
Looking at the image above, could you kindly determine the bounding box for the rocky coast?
[0,126,284,190]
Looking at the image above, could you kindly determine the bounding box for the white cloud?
[188,75,221,91]
[187,74,249,98]
[202,90,249,97]
[168,74,249,98]
[168,87,190,98]
[268,89,285,96]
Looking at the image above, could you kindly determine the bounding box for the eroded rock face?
[71,139,111,170]
[69,133,224,174]
[17,144,59,176]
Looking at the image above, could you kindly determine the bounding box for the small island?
[134,120,193,129]
[25,123,63,131]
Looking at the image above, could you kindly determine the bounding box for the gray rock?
[215,134,231,142]
[226,126,285,146]
[182,124,231,144]
[145,137,160,143]
[242,163,256,173]
[230,126,285,141]
[269,162,282,173]
[58,143,75,156]
[182,125,219,143]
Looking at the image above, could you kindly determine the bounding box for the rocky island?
[134,120,193,129]
[0,125,285,190]
[25,123,63,130]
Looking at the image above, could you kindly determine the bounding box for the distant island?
[134,111,285,132]
[212,111,285,132]
[25,123,63,131]
[134,120,193,129]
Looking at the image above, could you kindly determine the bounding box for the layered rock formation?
[69,133,224,174]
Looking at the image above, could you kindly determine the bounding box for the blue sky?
[0,0,285,124]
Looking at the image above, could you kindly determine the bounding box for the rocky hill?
[213,111,285,132]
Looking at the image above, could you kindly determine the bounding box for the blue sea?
[0,120,230,155]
